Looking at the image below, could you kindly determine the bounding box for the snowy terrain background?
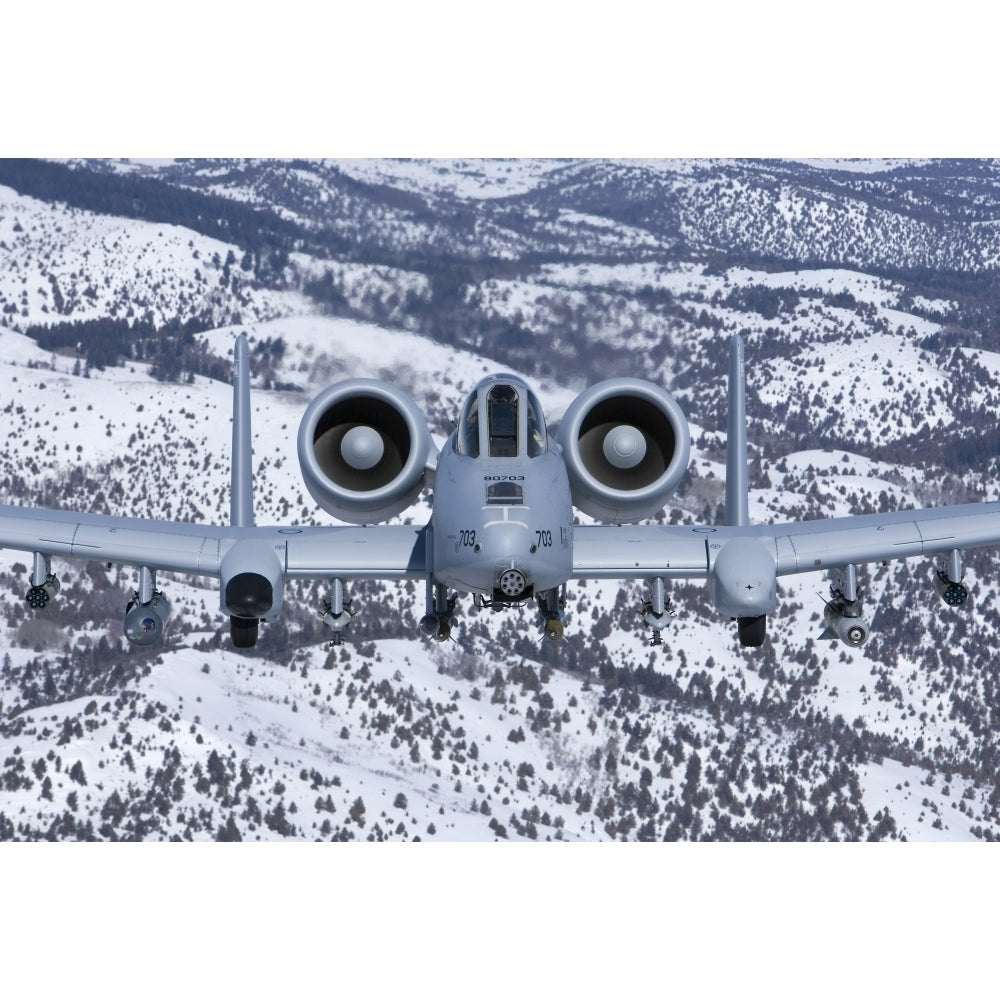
[3,158,1000,846]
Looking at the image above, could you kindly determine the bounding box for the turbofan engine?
[556,378,692,523]
[297,379,433,524]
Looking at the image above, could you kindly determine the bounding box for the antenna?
[725,334,750,528]
[231,334,254,528]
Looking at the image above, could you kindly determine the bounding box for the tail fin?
[231,334,254,528]
[725,334,750,528]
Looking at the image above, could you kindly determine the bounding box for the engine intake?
[556,378,691,522]
[298,380,432,524]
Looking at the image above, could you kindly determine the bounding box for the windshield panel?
[488,384,518,458]
[526,389,547,457]
[455,390,480,457]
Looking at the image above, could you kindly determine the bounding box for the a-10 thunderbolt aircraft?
[0,333,995,651]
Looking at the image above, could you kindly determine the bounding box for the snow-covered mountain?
[2,157,999,841]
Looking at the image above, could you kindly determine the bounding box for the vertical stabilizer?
[725,334,750,528]
[231,334,254,528]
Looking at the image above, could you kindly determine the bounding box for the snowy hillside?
[2,158,1000,842]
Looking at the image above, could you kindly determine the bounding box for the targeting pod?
[822,603,870,647]
[124,592,172,646]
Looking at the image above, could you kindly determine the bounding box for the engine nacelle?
[823,603,870,647]
[124,592,172,646]
[556,378,691,523]
[297,379,433,524]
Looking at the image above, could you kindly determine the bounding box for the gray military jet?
[1,334,994,650]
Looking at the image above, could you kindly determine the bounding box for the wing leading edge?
[0,506,428,581]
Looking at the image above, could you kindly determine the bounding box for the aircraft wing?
[0,504,230,576]
[0,504,428,581]
[752,502,1000,577]
[571,522,714,579]
[281,524,427,580]
[571,501,1000,580]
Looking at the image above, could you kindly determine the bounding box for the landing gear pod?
[708,538,778,620]
[220,540,284,650]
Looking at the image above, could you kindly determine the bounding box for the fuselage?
[431,374,573,600]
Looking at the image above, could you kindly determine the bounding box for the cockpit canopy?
[455,375,548,459]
